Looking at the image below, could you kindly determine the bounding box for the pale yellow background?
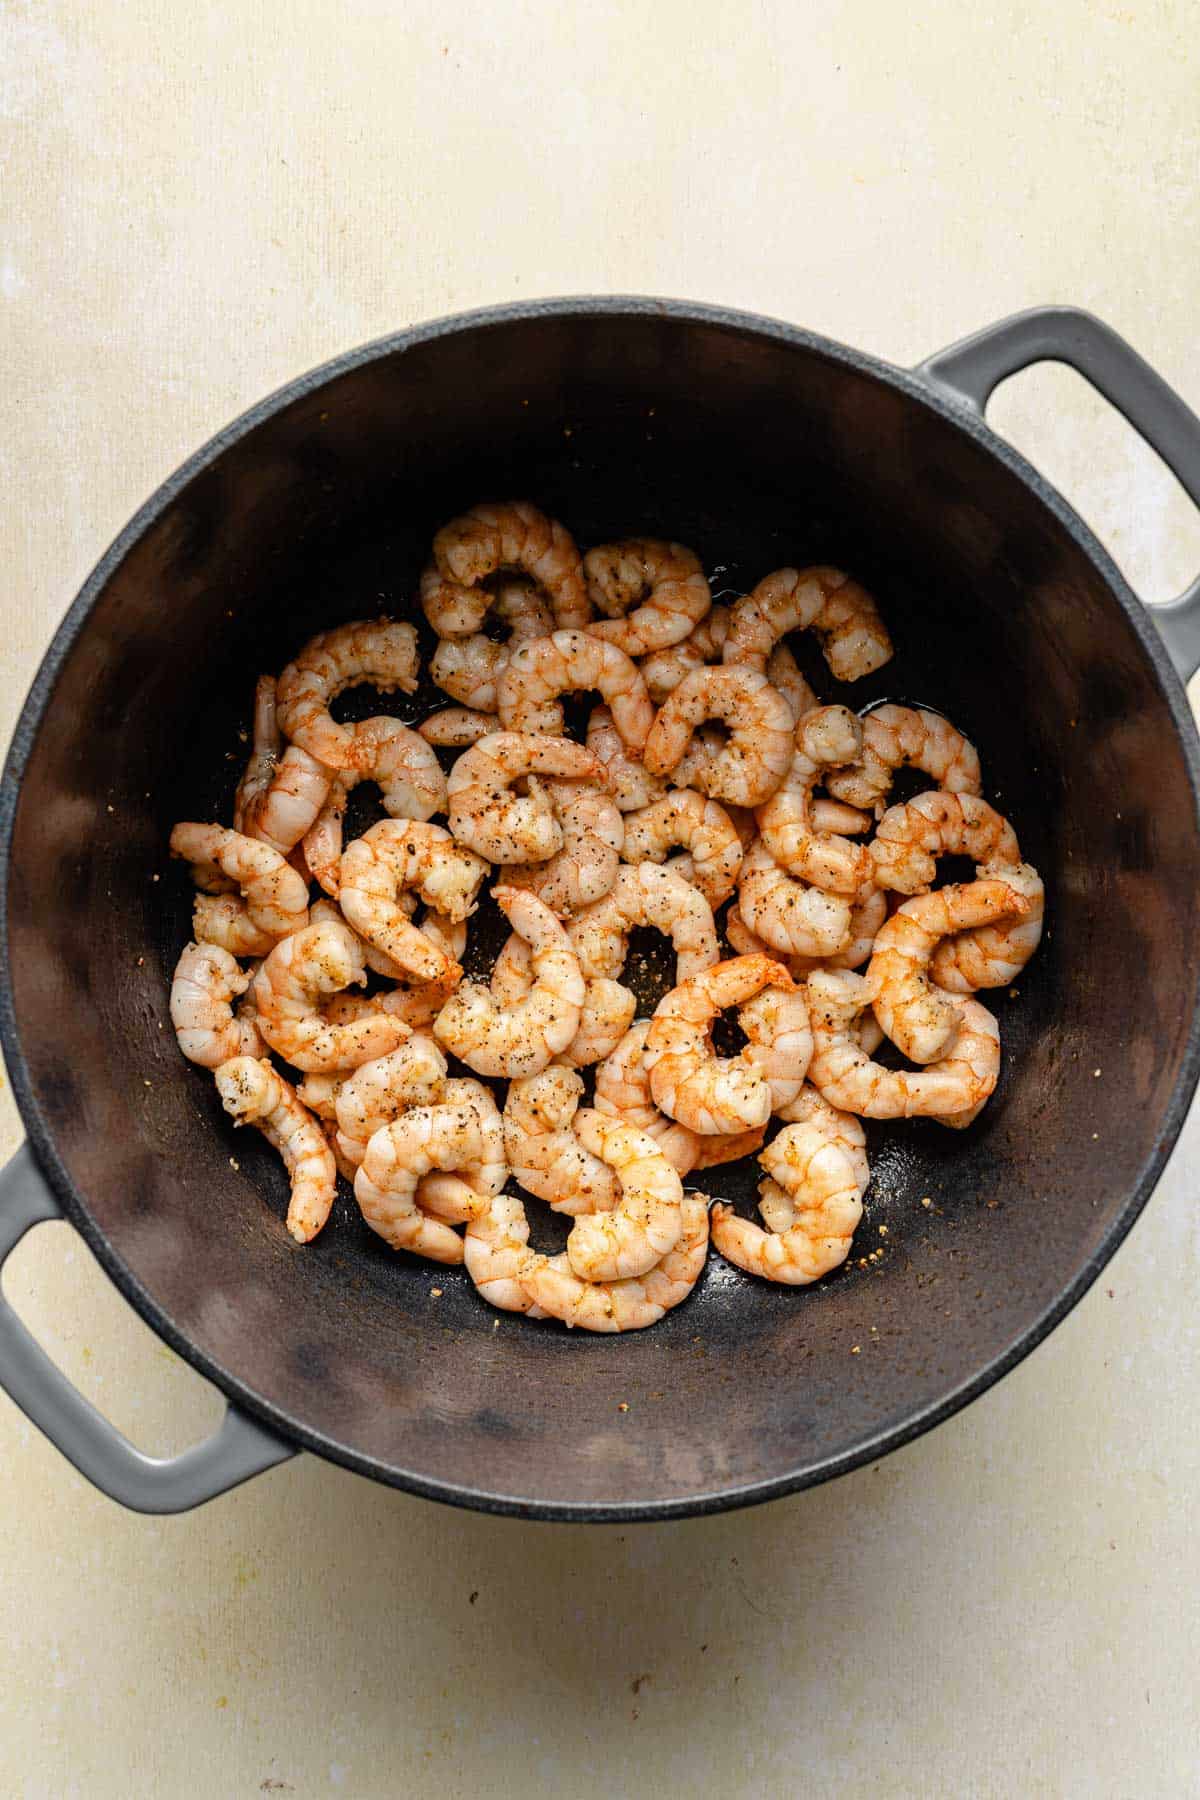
[2,3,1199,1795]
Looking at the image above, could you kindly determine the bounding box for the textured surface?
[3,0,1200,1793]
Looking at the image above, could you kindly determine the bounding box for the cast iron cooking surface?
[3,300,1199,1517]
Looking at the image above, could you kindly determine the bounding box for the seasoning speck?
[229,1158,239,1170]
[617,1401,629,1413]
[920,1197,932,1209]
[430,1288,443,1299]
[878,1224,888,1236]
[1093,1068,1102,1078]
[850,1345,861,1355]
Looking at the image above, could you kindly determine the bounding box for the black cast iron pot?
[2,300,1200,1520]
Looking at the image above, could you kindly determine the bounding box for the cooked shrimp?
[170,823,309,942]
[407,1078,507,1224]
[643,666,793,807]
[353,1087,499,1263]
[301,719,447,899]
[430,577,555,711]
[418,706,499,746]
[170,942,251,1067]
[621,791,744,907]
[332,1036,448,1166]
[515,1190,710,1333]
[755,705,874,896]
[586,705,668,810]
[723,566,893,682]
[564,1111,683,1281]
[867,877,1028,1064]
[725,885,885,974]
[765,642,820,724]
[736,841,854,958]
[498,629,655,749]
[434,887,584,1077]
[569,862,719,987]
[737,981,813,1112]
[500,779,623,913]
[593,1021,702,1176]
[491,932,636,1069]
[583,538,711,656]
[644,954,797,1134]
[812,797,873,837]
[774,1084,870,1190]
[446,731,603,864]
[339,819,485,979]
[422,501,590,637]
[275,619,419,768]
[825,705,982,811]
[639,605,731,703]
[806,969,1001,1122]
[690,1125,768,1169]
[871,790,1020,895]
[464,1190,549,1316]
[191,892,278,959]
[711,1121,863,1284]
[234,675,332,855]
[502,1067,618,1215]
[215,1057,337,1243]
[930,860,1045,992]
[251,918,408,1072]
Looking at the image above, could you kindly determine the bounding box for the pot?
[2,300,1199,1521]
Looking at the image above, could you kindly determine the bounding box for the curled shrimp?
[446,730,604,865]
[755,705,874,896]
[422,501,590,637]
[930,859,1045,992]
[234,675,332,855]
[515,1190,710,1333]
[569,862,719,987]
[711,1120,864,1285]
[215,1057,337,1243]
[498,628,655,750]
[806,969,1001,1123]
[302,719,447,898]
[339,819,486,979]
[644,954,797,1134]
[725,885,886,974]
[765,642,821,724]
[170,823,309,943]
[866,876,1029,1064]
[251,917,408,1072]
[639,605,731,703]
[191,892,278,959]
[564,1111,684,1281]
[502,1067,618,1214]
[275,619,419,768]
[736,841,854,958]
[582,538,711,655]
[410,1078,507,1224]
[430,578,555,711]
[464,1191,549,1317]
[500,778,624,912]
[825,705,982,811]
[586,705,668,811]
[593,1020,703,1175]
[492,935,636,1069]
[354,1080,506,1264]
[434,886,584,1077]
[871,790,1020,895]
[170,942,254,1067]
[643,666,793,808]
[332,1036,448,1167]
[418,706,498,746]
[774,1084,870,1188]
[722,566,893,683]
[737,980,813,1113]
[621,791,744,907]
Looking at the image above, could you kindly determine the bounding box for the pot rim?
[4,294,1199,1521]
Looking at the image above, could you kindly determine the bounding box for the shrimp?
[722,566,893,683]
[586,705,668,811]
[765,642,821,724]
[498,629,655,750]
[301,718,447,898]
[515,1190,710,1333]
[642,666,793,808]
[755,705,874,896]
[621,791,744,907]
[812,797,873,837]
[502,1067,618,1214]
[170,823,309,942]
[871,790,1020,895]
[251,918,408,1072]
[332,1036,448,1166]
[215,1057,337,1243]
[737,981,813,1112]
[500,779,623,913]
[930,860,1045,992]
[736,841,854,958]
[491,934,637,1069]
[725,885,885,974]
[866,877,1029,1064]
[583,538,712,655]
[170,941,253,1067]
[339,819,486,979]
[422,501,590,637]
[770,1085,870,1228]
[806,969,1001,1123]
[409,1078,507,1224]
[418,706,499,747]
[430,577,555,711]
[464,1191,549,1316]
[353,1084,503,1264]
[434,887,584,1077]
[593,1021,703,1176]
[275,619,419,769]
[690,1126,768,1169]
[639,605,731,703]
[191,892,278,959]
[569,863,719,987]
[446,731,604,865]
[564,1111,684,1281]
[711,1121,863,1285]
[825,705,982,811]
[234,675,332,855]
[644,954,797,1134]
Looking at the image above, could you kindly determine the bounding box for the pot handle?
[0,1143,295,1512]
[916,306,1200,684]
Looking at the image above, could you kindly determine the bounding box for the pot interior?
[6,306,1199,1515]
